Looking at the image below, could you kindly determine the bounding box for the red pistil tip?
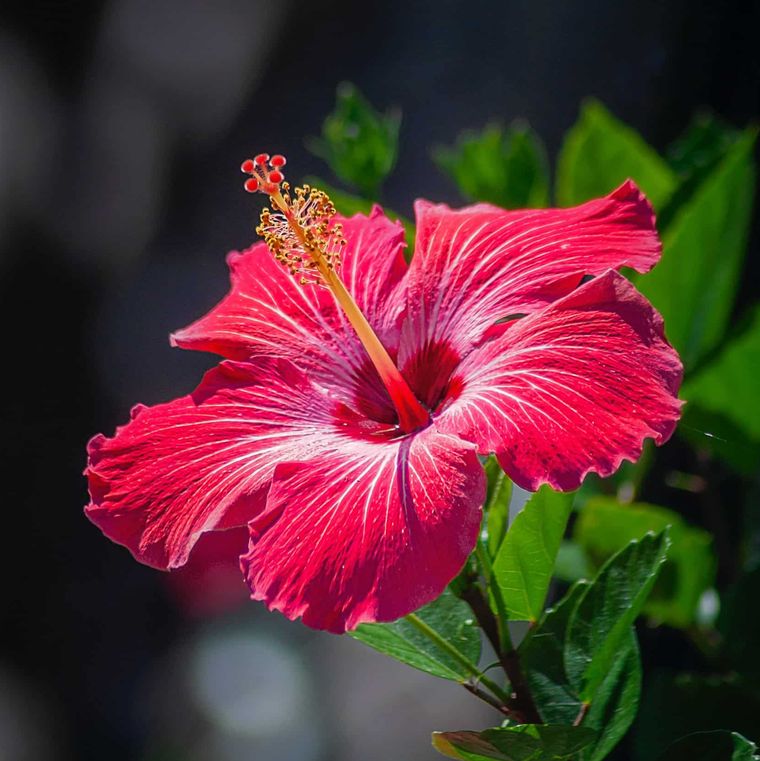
[240,151,287,196]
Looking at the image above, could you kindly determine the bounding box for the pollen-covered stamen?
[256,184,346,286]
[242,152,430,433]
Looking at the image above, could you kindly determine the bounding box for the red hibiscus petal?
[171,207,407,412]
[435,271,683,492]
[399,181,660,364]
[240,426,485,633]
[85,358,340,570]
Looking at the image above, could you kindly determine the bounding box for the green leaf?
[657,113,742,230]
[574,498,715,627]
[519,581,589,724]
[349,589,480,681]
[565,531,670,701]
[556,99,677,209]
[579,627,641,761]
[519,586,642,758]
[635,128,757,370]
[307,82,400,198]
[432,724,597,761]
[656,731,758,761]
[434,122,550,208]
[483,456,513,556]
[682,304,760,442]
[492,486,574,621]
[304,176,415,253]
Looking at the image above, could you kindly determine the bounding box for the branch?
[462,585,542,724]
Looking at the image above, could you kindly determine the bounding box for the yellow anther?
[255,184,345,288]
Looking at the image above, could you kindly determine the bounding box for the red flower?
[85,161,682,633]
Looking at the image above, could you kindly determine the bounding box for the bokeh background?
[0,1,758,759]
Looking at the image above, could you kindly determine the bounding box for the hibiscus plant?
[85,85,760,759]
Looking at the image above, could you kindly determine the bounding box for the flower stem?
[464,544,543,725]
[404,613,511,706]
[573,701,591,726]
[462,682,513,717]
[475,539,512,652]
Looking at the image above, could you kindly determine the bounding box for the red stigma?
[240,152,288,196]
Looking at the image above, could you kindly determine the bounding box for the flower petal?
[400,181,660,363]
[85,359,338,570]
[435,271,683,491]
[171,207,407,410]
[241,426,485,633]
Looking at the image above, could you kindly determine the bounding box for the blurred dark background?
[0,1,757,759]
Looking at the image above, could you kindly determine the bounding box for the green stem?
[472,539,542,724]
[573,702,590,727]
[462,682,512,717]
[475,538,514,652]
[404,613,511,705]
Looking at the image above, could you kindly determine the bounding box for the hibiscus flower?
[85,154,682,633]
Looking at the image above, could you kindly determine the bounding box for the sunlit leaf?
[579,628,641,761]
[519,580,642,758]
[434,122,550,208]
[565,531,669,701]
[556,99,677,209]
[492,486,574,621]
[350,589,480,681]
[635,128,757,370]
[519,581,589,724]
[682,304,760,442]
[657,113,742,230]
